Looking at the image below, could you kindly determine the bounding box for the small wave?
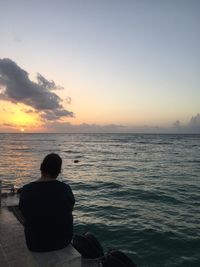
[64,150,81,154]
[101,181,122,189]
[137,141,172,145]
[111,188,183,205]
[156,142,172,145]
[112,138,132,143]
[76,163,94,167]
[74,180,122,191]
[187,160,200,163]
[13,148,30,151]
[109,168,127,173]
[141,191,183,205]
[99,150,115,155]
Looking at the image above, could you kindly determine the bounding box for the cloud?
[189,113,200,126]
[42,122,126,133]
[41,116,200,133]
[36,73,64,91]
[188,113,200,132]
[22,108,35,114]
[0,58,74,121]
[173,120,181,128]
[2,123,15,127]
[40,109,74,121]
[170,114,200,133]
[0,122,21,132]
[42,122,165,133]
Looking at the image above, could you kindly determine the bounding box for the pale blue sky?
[0,0,200,132]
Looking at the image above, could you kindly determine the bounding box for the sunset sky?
[0,0,200,133]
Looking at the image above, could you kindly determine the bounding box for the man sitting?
[19,153,75,252]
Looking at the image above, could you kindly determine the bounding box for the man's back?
[19,180,75,252]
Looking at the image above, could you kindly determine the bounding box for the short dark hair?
[40,153,62,177]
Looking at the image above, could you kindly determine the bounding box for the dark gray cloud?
[40,109,74,121]
[0,58,74,120]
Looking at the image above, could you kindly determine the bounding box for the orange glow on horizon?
[0,101,42,131]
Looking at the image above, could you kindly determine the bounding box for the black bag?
[72,232,104,259]
[101,249,137,267]
[72,232,138,266]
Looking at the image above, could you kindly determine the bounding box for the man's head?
[40,153,62,179]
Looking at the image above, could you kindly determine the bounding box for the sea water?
[0,133,199,267]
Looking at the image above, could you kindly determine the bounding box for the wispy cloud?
[0,58,74,121]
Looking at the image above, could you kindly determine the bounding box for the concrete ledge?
[27,245,81,267]
[0,206,81,267]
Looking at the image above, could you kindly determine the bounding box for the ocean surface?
[0,133,200,266]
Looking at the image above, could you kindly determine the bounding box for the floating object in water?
[74,160,79,163]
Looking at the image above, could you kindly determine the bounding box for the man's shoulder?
[56,180,72,191]
[20,181,38,193]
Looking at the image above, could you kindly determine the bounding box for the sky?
[0,0,200,133]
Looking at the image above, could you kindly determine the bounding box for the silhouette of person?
[19,153,75,252]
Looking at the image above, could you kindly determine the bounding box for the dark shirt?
[19,180,75,252]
